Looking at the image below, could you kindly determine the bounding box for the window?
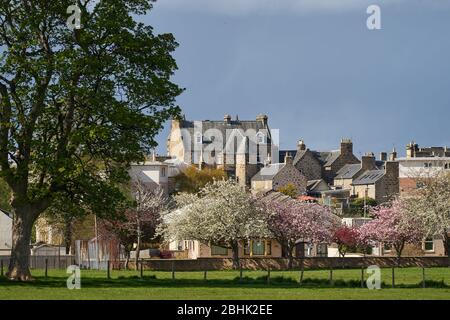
[252,240,266,256]
[316,244,328,257]
[161,167,166,177]
[256,132,265,144]
[243,240,250,255]
[423,238,434,252]
[424,162,433,168]
[211,245,228,256]
[266,241,272,256]
[383,242,392,253]
[195,133,202,144]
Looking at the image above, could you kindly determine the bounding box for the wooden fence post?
[107,260,111,279]
[171,261,175,280]
[329,265,333,286]
[140,260,143,278]
[391,267,395,288]
[1,259,3,277]
[204,270,207,281]
[422,267,426,288]
[361,266,364,288]
[299,264,304,285]
[267,267,271,285]
[45,259,48,278]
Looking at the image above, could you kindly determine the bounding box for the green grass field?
[0,267,449,300]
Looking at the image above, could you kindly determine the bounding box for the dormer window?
[256,132,265,144]
[195,133,202,144]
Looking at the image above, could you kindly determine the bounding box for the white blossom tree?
[158,179,270,268]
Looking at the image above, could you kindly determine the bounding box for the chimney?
[406,141,418,158]
[284,152,293,165]
[340,138,353,156]
[361,152,376,171]
[224,114,231,124]
[380,152,387,162]
[297,139,306,151]
[385,161,399,179]
[389,148,397,161]
[256,114,268,127]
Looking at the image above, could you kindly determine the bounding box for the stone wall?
[132,256,450,271]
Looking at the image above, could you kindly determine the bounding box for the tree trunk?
[124,250,130,270]
[231,241,239,270]
[135,236,141,271]
[443,231,450,259]
[7,211,35,281]
[286,242,294,270]
[64,220,73,255]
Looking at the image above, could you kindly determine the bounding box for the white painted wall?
[129,163,169,194]
[0,211,12,255]
[399,157,450,178]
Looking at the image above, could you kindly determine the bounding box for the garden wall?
[130,256,450,271]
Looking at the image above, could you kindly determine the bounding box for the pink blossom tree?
[99,180,168,269]
[358,198,425,258]
[332,225,360,257]
[261,197,340,268]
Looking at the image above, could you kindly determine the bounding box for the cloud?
[156,0,407,15]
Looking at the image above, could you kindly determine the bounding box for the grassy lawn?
[0,267,449,300]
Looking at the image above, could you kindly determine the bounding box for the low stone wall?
[129,256,450,271]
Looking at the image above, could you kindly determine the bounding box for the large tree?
[0,0,182,280]
[358,198,425,258]
[158,179,269,268]
[261,197,339,268]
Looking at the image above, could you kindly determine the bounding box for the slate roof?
[307,179,323,191]
[293,149,341,167]
[251,163,285,181]
[258,190,292,203]
[352,170,385,185]
[178,118,271,151]
[335,164,361,179]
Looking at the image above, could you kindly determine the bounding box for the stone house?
[290,139,360,185]
[395,141,450,256]
[334,152,388,189]
[167,114,273,186]
[351,161,400,204]
[399,142,450,194]
[251,153,307,196]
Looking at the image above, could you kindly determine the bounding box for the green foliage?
[0,178,11,211]
[277,183,298,198]
[0,1,183,220]
[173,166,227,194]
[346,197,377,217]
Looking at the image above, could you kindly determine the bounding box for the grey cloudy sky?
[146,0,450,158]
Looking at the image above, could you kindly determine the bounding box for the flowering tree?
[332,225,360,257]
[158,179,269,268]
[100,180,168,269]
[358,198,425,258]
[404,172,450,257]
[261,197,340,268]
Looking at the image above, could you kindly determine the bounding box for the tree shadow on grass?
[0,274,448,290]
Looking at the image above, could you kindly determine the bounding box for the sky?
[145,0,450,158]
